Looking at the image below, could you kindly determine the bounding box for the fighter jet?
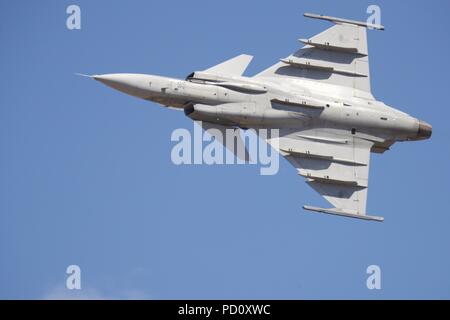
[84,13,432,222]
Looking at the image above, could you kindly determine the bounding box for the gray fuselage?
[92,72,431,152]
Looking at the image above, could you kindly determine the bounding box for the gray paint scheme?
[83,13,432,222]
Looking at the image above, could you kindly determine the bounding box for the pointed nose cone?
[92,74,131,92]
[417,120,432,140]
[92,74,122,82]
[92,73,151,99]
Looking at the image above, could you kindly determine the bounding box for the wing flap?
[266,129,378,219]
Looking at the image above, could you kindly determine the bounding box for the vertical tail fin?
[204,54,253,76]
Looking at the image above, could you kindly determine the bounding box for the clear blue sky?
[1,0,449,299]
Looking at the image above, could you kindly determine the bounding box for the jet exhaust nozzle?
[417,120,432,140]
